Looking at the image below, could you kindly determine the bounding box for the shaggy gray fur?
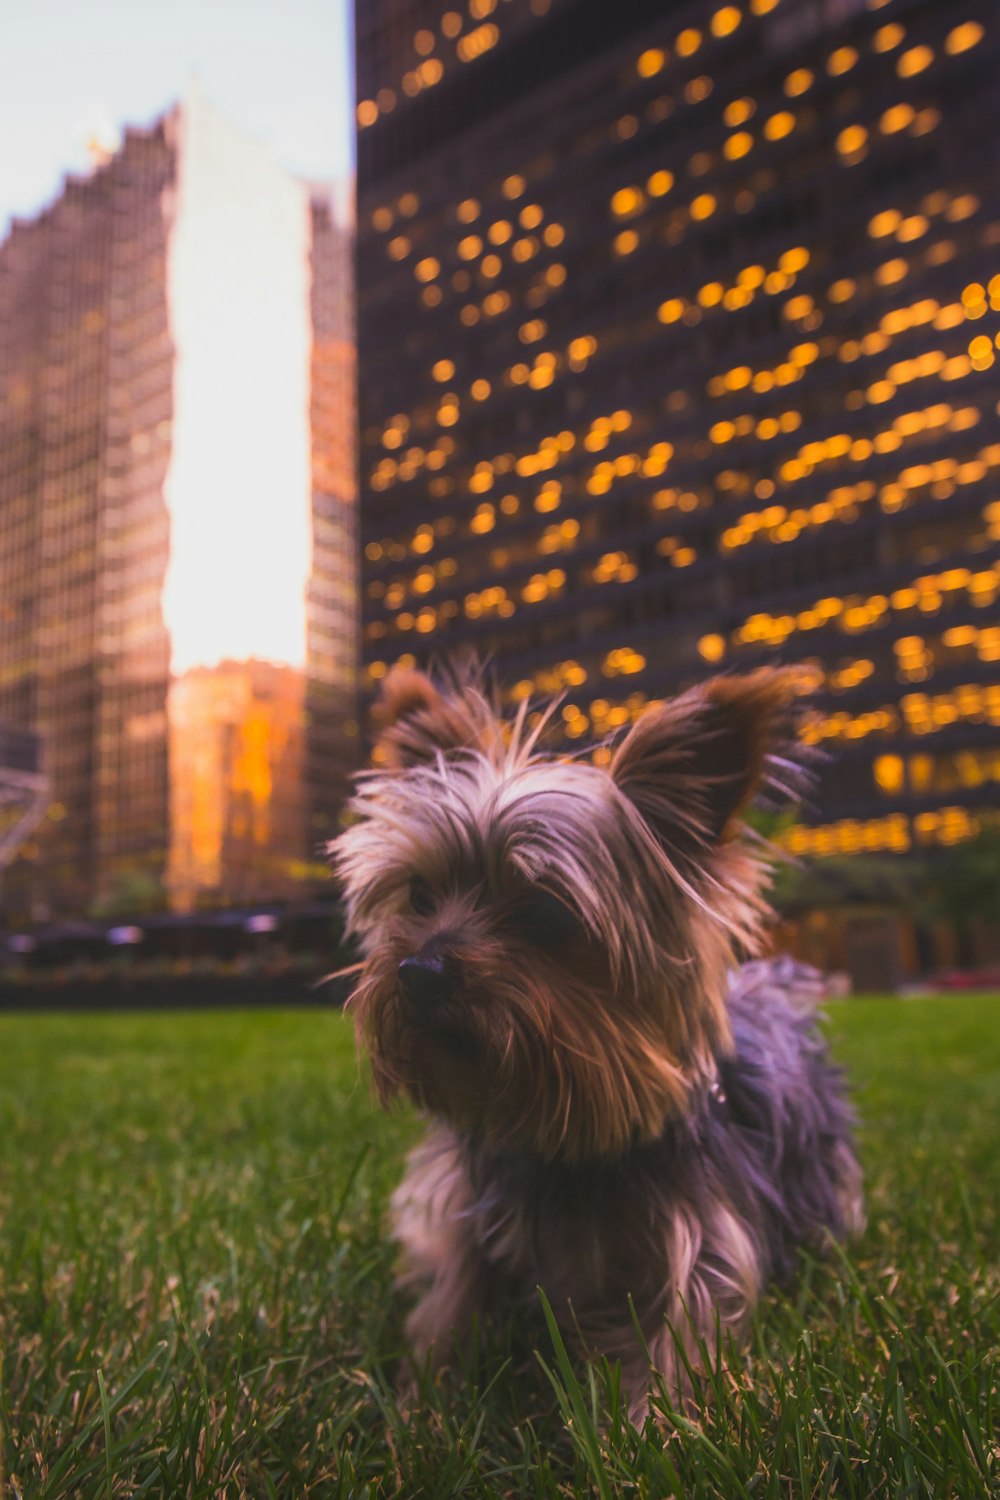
[393,957,862,1412]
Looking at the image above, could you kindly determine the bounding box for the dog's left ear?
[610,669,796,860]
[372,664,503,769]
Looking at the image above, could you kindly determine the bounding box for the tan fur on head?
[372,664,506,769]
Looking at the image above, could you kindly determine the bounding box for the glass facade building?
[355,0,999,856]
[0,95,357,920]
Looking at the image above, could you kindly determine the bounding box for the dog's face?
[333,667,794,1161]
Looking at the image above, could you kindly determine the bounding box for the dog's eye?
[409,876,435,916]
[518,889,582,943]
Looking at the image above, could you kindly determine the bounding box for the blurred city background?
[1,0,997,1001]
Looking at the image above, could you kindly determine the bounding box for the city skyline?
[0,98,358,920]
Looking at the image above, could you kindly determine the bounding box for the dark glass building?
[355,0,999,858]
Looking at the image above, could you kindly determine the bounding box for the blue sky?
[0,0,354,235]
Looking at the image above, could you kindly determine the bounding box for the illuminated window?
[827,46,857,74]
[880,103,915,134]
[684,76,713,104]
[897,44,933,77]
[723,97,754,126]
[946,21,984,53]
[457,23,499,62]
[690,193,716,220]
[873,22,904,51]
[658,298,685,323]
[872,756,904,793]
[610,186,644,217]
[724,131,753,159]
[828,278,855,303]
[676,28,701,56]
[969,336,995,371]
[780,246,809,272]
[502,174,526,199]
[868,208,901,237]
[637,47,666,76]
[711,5,742,36]
[614,113,640,140]
[457,198,480,223]
[875,258,908,286]
[764,110,795,140]
[519,319,546,343]
[897,215,928,243]
[647,170,674,196]
[784,68,813,96]
[911,107,940,137]
[836,125,868,155]
[946,193,980,222]
[357,100,378,127]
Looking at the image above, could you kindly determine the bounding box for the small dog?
[332,664,862,1417]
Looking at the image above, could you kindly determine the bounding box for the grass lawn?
[0,995,997,1498]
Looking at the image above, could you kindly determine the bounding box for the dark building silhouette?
[0,95,357,920]
[355,0,999,858]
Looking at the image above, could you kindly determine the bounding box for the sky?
[0,0,354,236]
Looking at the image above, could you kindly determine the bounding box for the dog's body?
[392,957,861,1406]
[333,666,862,1415]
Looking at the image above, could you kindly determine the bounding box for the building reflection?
[0,91,356,920]
[166,660,309,910]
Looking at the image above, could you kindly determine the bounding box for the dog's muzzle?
[398,950,454,1007]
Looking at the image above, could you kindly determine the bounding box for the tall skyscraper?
[0,92,357,920]
[355,0,999,859]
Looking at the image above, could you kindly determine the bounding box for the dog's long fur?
[332,664,862,1416]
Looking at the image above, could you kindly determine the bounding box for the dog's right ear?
[372,666,503,769]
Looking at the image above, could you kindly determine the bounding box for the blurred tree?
[916,826,1000,966]
[88,867,163,918]
[770,852,926,918]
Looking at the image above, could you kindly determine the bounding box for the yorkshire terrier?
[332,663,862,1418]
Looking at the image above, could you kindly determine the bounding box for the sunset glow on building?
[163,90,315,676]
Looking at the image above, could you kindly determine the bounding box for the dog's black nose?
[398,952,451,1006]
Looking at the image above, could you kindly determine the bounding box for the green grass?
[0,997,997,1498]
